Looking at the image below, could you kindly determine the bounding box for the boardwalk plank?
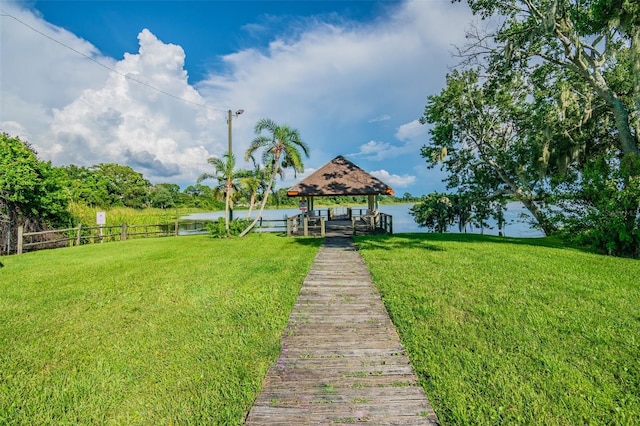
[244,236,439,425]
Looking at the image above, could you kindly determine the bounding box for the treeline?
[60,163,222,210]
[0,133,409,254]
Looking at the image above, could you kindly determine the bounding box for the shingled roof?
[287,155,394,197]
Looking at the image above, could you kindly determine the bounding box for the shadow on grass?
[273,232,324,248]
[354,232,568,252]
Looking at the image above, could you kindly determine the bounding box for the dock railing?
[350,209,393,234]
[286,214,326,237]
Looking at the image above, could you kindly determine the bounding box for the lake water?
[181,202,544,238]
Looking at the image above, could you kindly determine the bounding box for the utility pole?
[227,109,244,222]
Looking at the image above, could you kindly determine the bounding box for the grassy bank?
[69,203,205,226]
[0,234,321,425]
[356,233,640,425]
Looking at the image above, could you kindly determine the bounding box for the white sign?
[299,201,307,211]
[96,211,106,225]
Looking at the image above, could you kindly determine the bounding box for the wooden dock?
[244,236,439,425]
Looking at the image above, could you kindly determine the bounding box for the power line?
[0,10,226,114]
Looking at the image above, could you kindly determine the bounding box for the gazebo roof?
[287,155,394,197]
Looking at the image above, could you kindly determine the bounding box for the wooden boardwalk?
[245,236,439,425]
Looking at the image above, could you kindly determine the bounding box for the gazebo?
[285,155,394,236]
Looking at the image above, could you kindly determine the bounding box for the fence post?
[352,217,356,236]
[121,223,128,241]
[17,226,23,255]
[76,224,82,246]
[287,218,291,237]
[321,217,325,237]
[390,216,393,234]
[303,215,309,237]
[174,221,179,236]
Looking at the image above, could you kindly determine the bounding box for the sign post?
[96,211,106,243]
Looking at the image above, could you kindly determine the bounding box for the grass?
[69,203,204,226]
[0,234,321,425]
[355,233,640,425]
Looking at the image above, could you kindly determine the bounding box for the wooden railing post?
[321,217,325,237]
[174,221,179,236]
[121,223,128,241]
[76,224,82,246]
[303,216,309,237]
[287,218,292,237]
[17,226,23,255]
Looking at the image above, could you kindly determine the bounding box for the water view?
[182,202,544,238]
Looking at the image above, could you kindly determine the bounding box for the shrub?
[206,218,253,238]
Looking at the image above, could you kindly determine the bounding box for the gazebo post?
[367,195,375,212]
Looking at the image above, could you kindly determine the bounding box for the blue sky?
[1,0,474,196]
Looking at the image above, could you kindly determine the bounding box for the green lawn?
[0,234,321,425]
[355,233,640,425]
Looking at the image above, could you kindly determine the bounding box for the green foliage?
[410,193,453,232]
[182,184,222,209]
[0,133,71,254]
[240,118,309,237]
[90,163,151,208]
[206,218,253,238]
[149,183,180,209]
[420,69,557,235]
[198,153,252,236]
[0,235,321,425]
[410,192,506,234]
[556,153,640,257]
[0,133,70,221]
[423,0,639,249]
[357,233,640,425]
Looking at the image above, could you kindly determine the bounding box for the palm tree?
[239,166,267,218]
[239,118,309,237]
[197,153,249,236]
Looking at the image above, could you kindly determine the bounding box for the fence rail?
[16,221,210,255]
[13,211,392,255]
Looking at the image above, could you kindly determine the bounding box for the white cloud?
[1,0,472,195]
[368,114,391,123]
[0,2,112,142]
[46,28,225,183]
[396,119,427,141]
[370,169,416,188]
[197,0,471,162]
[348,140,393,160]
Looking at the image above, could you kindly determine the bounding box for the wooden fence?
[14,218,293,255]
[16,221,202,255]
[13,212,390,255]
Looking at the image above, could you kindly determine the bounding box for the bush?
[557,154,640,258]
[206,218,253,238]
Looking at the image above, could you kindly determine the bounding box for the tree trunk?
[239,171,278,238]
[224,181,231,236]
[574,55,639,156]
[519,195,556,236]
[246,193,256,218]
